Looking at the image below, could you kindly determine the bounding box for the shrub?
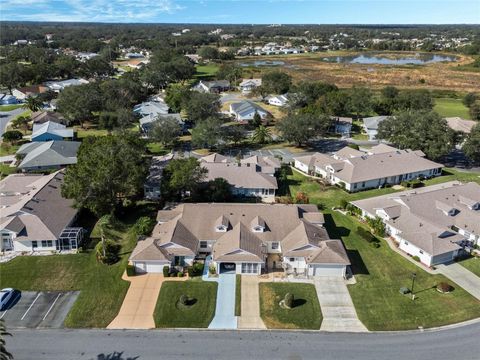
[179,294,188,306]
[163,265,170,277]
[1,130,23,142]
[187,262,204,277]
[400,181,409,187]
[95,240,121,265]
[209,265,216,275]
[339,199,348,209]
[294,191,309,204]
[132,216,156,236]
[370,242,380,248]
[177,272,184,277]
[410,179,424,189]
[412,255,421,262]
[126,264,136,277]
[284,293,294,309]
[366,216,386,237]
[437,282,452,293]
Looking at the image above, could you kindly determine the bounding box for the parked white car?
[0,288,15,310]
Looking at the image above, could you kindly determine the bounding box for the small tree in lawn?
[11,115,31,134]
[1,130,22,143]
[251,111,262,128]
[252,125,272,144]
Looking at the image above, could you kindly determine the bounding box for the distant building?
[139,113,184,135]
[31,111,66,125]
[144,154,173,200]
[16,141,80,171]
[239,79,262,94]
[445,117,477,134]
[12,85,48,101]
[31,121,74,142]
[362,116,389,140]
[0,94,18,105]
[230,101,270,122]
[267,94,289,107]
[44,78,89,92]
[330,116,353,137]
[192,80,230,94]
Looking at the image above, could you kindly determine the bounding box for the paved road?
[7,322,480,360]
[0,108,24,138]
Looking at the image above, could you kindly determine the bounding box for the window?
[404,241,409,245]
[41,240,53,247]
[41,240,47,247]
[271,242,279,250]
[362,182,366,188]
[289,257,295,262]
[32,241,38,248]
[241,263,259,274]
[200,241,208,249]
[419,250,424,254]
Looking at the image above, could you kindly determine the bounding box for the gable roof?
[230,101,269,117]
[213,222,264,262]
[17,141,80,169]
[445,117,477,134]
[363,116,389,131]
[31,111,66,125]
[32,121,73,140]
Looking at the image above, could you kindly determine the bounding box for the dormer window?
[215,215,230,232]
[215,225,228,232]
[251,216,266,232]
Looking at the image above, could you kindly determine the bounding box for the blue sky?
[0,0,478,24]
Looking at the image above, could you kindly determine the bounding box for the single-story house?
[201,162,278,202]
[445,117,477,134]
[267,94,289,107]
[0,94,18,105]
[129,203,350,276]
[139,113,184,135]
[133,100,170,118]
[293,144,443,192]
[12,85,48,101]
[31,111,66,125]
[351,181,480,266]
[0,171,83,253]
[330,116,353,137]
[44,78,89,92]
[193,80,230,94]
[239,79,262,94]
[144,154,173,200]
[230,101,270,122]
[16,140,80,171]
[362,116,389,141]
[240,155,281,176]
[31,121,74,142]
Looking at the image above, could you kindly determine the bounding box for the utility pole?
[411,272,416,300]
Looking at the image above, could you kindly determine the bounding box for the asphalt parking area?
[0,291,79,329]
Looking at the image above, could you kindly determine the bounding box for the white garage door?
[145,262,167,273]
[311,264,345,277]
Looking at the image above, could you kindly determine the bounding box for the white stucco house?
[229,101,270,122]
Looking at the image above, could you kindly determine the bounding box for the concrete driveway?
[435,262,480,300]
[207,273,237,329]
[314,277,368,332]
[237,276,266,329]
[108,272,186,329]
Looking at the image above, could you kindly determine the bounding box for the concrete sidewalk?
[237,276,266,329]
[435,263,480,301]
[314,277,368,332]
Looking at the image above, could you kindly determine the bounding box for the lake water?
[321,53,458,65]
[239,60,285,67]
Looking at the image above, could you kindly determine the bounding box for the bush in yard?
[339,199,348,209]
[410,179,424,189]
[284,292,294,309]
[95,240,121,265]
[370,242,380,248]
[187,262,204,277]
[209,265,216,275]
[294,191,309,204]
[132,216,156,236]
[437,282,453,293]
[412,255,421,262]
[163,265,170,277]
[366,216,386,237]
[179,294,188,306]
[177,272,184,277]
[2,130,23,143]
[400,181,409,188]
[126,264,136,277]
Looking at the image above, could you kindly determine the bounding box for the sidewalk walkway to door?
[108,272,186,329]
[238,276,266,329]
[434,263,480,301]
[314,277,368,332]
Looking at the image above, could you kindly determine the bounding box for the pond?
[239,60,286,67]
[321,53,458,65]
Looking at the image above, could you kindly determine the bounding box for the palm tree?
[23,96,43,112]
[252,125,272,144]
[0,319,13,360]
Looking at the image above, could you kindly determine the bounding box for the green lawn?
[434,98,471,119]
[0,143,20,156]
[259,282,322,329]
[146,142,170,155]
[154,281,218,328]
[0,164,17,179]
[0,104,23,111]
[326,212,480,330]
[235,274,241,316]
[459,257,480,278]
[0,203,158,328]
[195,64,220,79]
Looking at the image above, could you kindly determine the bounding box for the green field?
[0,104,23,111]
[154,281,218,328]
[259,282,322,329]
[195,64,220,79]
[0,203,157,328]
[434,98,471,119]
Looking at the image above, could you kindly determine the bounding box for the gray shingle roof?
[17,141,80,169]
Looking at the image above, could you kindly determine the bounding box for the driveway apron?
[314,277,368,332]
[237,276,266,329]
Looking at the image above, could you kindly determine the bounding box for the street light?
[411,272,417,300]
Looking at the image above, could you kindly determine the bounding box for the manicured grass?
[423,168,480,186]
[259,283,321,329]
[195,64,220,79]
[459,257,480,278]
[154,281,218,328]
[325,212,480,330]
[434,98,471,119]
[235,274,241,316]
[0,143,20,156]
[0,164,17,179]
[0,203,158,328]
[0,104,23,111]
[146,142,170,155]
